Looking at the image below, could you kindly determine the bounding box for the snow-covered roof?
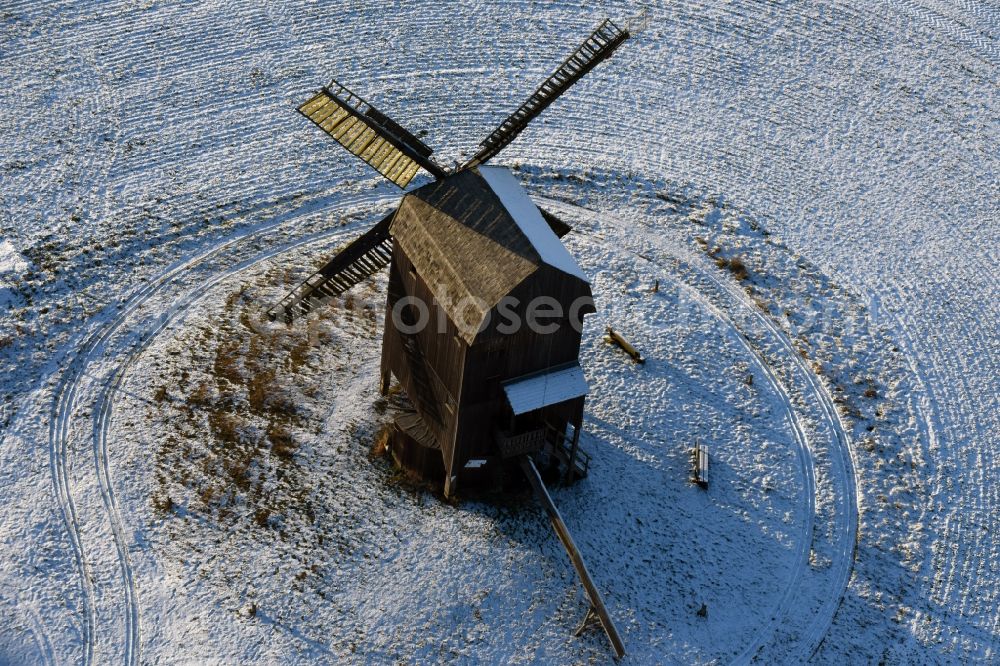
[391,168,592,344]
[478,166,587,281]
[502,362,589,415]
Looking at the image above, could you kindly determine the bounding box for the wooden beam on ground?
[519,456,626,660]
[605,326,644,363]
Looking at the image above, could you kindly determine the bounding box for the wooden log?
[604,326,645,363]
[520,456,626,660]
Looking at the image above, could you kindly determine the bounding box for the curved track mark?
[48,193,392,664]
[542,195,859,662]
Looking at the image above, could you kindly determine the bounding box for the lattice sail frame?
[265,211,394,323]
[299,81,445,188]
[464,18,630,168]
[273,18,632,324]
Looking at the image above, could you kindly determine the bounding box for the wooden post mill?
[267,17,634,659]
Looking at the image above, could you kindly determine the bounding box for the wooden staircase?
[267,212,394,323]
[397,325,443,427]
[465,19,630,168]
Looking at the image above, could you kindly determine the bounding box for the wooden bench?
[693,442,709,489]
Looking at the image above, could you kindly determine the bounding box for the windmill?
[269,18,632,659]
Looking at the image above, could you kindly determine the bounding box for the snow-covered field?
[0,1,997,663]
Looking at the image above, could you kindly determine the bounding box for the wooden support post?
[520,456,626,660]
[444,473,457,499]
[564,404,583,485]
[379,325,392,396]
[574,607,599,636]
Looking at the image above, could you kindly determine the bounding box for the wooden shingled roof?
[390,167,588,343]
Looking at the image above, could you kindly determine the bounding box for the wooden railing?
[495,428,546,458]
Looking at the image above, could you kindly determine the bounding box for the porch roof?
[502,362,589,416]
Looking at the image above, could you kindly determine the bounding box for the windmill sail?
[267,211,394,323]
[463,19,630,168]
[299,80,447,188]
[537,206,572,238]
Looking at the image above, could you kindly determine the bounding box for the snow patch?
[479,166,588,281]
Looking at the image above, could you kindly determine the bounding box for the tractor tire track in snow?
[651,218,860,662]
[890,0,1000,66]
[697,260,858,663]
[50,232,254,666]
[56,185,848,663]
[656,227,858,664]
[543,196,859,662]
[577,230,819,663]
[0,586,57,666]
[47,191,393,665]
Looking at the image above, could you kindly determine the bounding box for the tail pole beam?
[519,456,626,660]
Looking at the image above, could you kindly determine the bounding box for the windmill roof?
[477,167,587,281]
[390,167,590,343]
